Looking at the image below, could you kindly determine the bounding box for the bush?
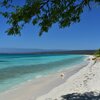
[94,49,100,57]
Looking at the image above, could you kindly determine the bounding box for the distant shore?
[0,49,96,55]
[0,55,90,100]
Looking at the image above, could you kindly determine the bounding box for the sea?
[0,54,87,92]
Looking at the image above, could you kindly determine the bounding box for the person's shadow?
[61,92,100,100]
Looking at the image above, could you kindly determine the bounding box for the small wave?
[35,75,43,79]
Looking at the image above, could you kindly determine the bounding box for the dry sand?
[37,56,100,100]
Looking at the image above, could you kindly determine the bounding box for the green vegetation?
[0,0,100,36]
[94,49,100,57]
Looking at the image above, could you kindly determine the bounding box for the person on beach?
[60,73,64,79]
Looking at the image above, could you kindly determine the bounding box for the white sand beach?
[37,56,100,100]
[0,55,99,100]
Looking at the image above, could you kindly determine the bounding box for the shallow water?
[0,54,86,92]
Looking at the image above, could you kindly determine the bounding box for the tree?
[0,0,100,36]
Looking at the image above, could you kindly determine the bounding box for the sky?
[0,2,100,50]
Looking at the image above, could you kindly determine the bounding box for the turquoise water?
[0,54,86,92]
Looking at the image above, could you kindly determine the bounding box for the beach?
[0,55,89,100]
[0,1,99,99]
[37,55,100,100]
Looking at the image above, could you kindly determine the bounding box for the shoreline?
[37,55,98,100]
[0,55,87,93]
[0,55,91,100]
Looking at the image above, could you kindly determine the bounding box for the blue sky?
[0,4,100,50]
